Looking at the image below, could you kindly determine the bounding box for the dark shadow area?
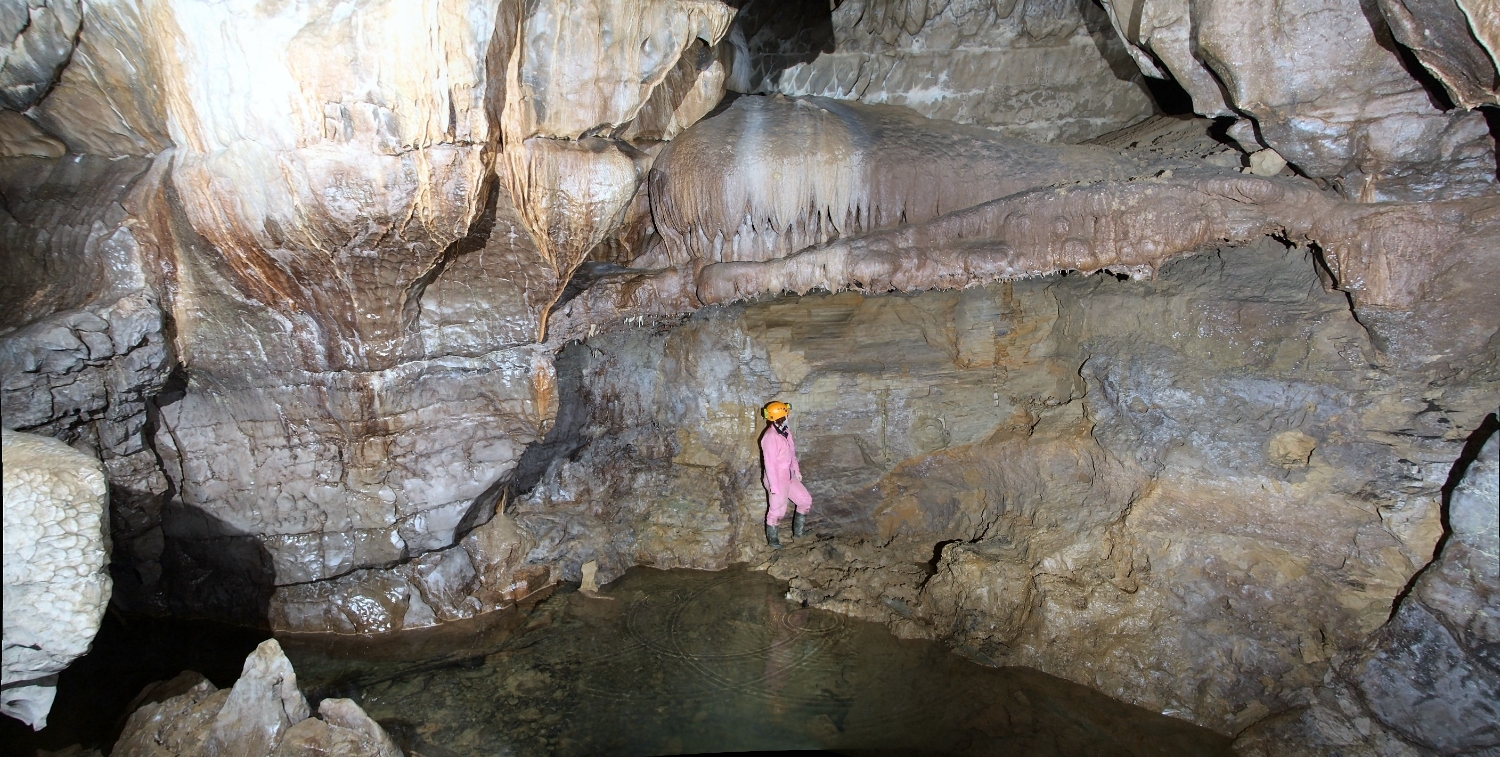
[126,366,278,628]
[1142,76,1195,115]
[106,366,187,618]
[1205,116,1244,148]
[156,502,278,629]
[926,539,960,576]
[0,611,270,754]
[1486,106,1500,182]
[723,0,839,92]
[509,341,593,496]
[548,261,639,313]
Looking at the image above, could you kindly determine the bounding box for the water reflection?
[283,567,1231,756]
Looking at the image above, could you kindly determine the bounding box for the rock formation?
[1,0,1497,751]
[1235,418,1500,754]
[113,639,402,757]
[515,237,1497,735]
[1096,0,1497,200]
[2,429,111,730]
[725,0,1160,143]
[3,0,733,631]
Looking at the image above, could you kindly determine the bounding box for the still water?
[284,566,1232,756]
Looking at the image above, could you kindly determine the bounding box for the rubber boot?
[765,524,782,549]
[792,511,806,538]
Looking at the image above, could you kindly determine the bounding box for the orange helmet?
[762,401,791,422]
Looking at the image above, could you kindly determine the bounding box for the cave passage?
[280,566,1232,756]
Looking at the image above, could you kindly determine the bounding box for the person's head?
[762,401,791,427]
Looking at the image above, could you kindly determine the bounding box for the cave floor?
[281,566,1232,756]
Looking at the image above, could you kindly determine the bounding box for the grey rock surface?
[0,154,175,616]
[0,0,80,111]
[2,0,736,632]
[1355,426,1500,752]
[113,639,403,757]
[1,429,111,730]
[1098,0,1497,200]
[729,0,1158,143]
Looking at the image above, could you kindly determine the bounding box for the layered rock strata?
[516,239,1498,737]
[1,429,111,730]
[113,639,402,757]
[0,155,173,615]
[2,0,736,631]
[0,10,1496,757]
[726,0,1160,143]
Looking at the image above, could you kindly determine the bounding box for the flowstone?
[1,429,111,730]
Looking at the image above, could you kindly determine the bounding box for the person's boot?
[792,511,806,538]
[765,524,782,549]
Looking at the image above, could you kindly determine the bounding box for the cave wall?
[723,0,1160,143]
[1,0,1498,748]
[517,239,1498,737]
[2,0,737,628]
[1094,0,1498,200]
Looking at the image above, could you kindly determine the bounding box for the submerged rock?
[1,429,111,730]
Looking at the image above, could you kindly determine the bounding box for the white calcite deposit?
[1,428,111,730]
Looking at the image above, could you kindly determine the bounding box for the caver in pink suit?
[760,422,811,525]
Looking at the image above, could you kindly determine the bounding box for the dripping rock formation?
[1,0,1497,752]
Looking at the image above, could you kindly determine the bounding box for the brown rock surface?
[515,238,1497,734]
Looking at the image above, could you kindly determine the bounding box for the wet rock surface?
[1353,421,1500,752]
[0,155,175,618]
[0,0,1496,750]
[3,0,733,633]
[1,429,111,730]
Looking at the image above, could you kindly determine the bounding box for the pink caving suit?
[760,423,811,526]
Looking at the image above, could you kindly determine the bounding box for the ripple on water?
[282,566,1233,757]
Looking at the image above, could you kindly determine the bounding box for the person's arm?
[790,435,802,481]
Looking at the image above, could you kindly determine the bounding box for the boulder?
[114,639,403,757]
[1,428,110,730]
